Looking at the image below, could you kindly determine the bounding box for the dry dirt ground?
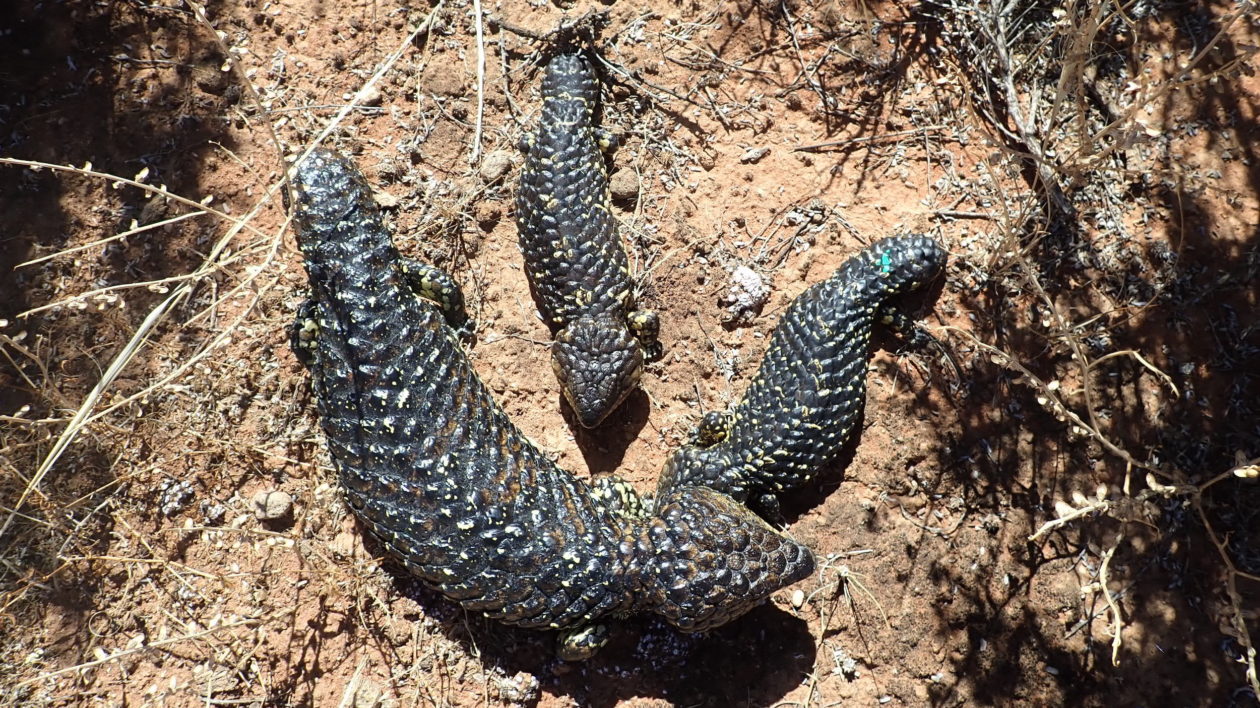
[2,0,1259,706]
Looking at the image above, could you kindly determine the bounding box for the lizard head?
[552,313,644,428]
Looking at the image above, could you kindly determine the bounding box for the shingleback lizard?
[515,52,660,428]
[655,235,947,512]
[289,148,814,660]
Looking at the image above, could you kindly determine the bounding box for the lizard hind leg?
[627,308,662,360]
[556,623,611,661]
[398,258,473,336]
[692,410,732,448]
[290,298,320,369]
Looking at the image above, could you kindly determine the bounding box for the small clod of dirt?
[251,490,293,522]
[720,265,771,325]
[609,167,639,202]
[479,150,513,184]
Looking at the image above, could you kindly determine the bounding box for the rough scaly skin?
[515,53,659,428]
[290,149,813,655]
[655,235,947,506]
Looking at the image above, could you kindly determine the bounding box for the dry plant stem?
[187,1,285,169]
[981,2,1072,215]
[915,1,1253,695]
[970,129,1177,528]
[0,158,266,243]
[1045,0,1102,153]
[1,159,272,321]
[794,554,883,708]
[469,0,486,163]
[940,325,1157,478]
[485,14,548,42]
[1084,1,1256,158]
[1089,349,1179,397]
[0,334,53,402]
[338,656,370,708]
[778,0,828,114]
[794,125,948,152]
[1195,495,1260,693]
[937,4,1052,216]
[18,211,206,267]
[1028,498,1111,542]
[1189,458,1260,695]
[837,565,890,630]
[800,579,842,708]
[294,2,442,169]
[1200,458,1260,496]
[496,25,520,121]
[2,282,190,541]
[60,555,219,581]
[1097,536,1124,666]
[9,214,285,520]
[1014,250,1118,471]
[973,288,1257,685]
[15,613,271,690]
[590,53,706,110]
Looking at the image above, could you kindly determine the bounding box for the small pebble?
[790,589,806,608]
[357,85,382,107]
[609,167,639,201]
[479,150,513,184]
[739,147,770,164]
[475,201,502,231]
[372,190,399,209]
[252,490,293,521]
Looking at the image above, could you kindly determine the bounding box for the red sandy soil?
[2,1,1257,706]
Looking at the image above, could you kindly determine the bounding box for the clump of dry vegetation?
[923,0,1259,691]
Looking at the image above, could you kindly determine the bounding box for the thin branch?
[470,0,486,163]
[794,125,948,152]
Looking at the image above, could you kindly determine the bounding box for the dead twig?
[794,125,949,152]
[469,0,486,163]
